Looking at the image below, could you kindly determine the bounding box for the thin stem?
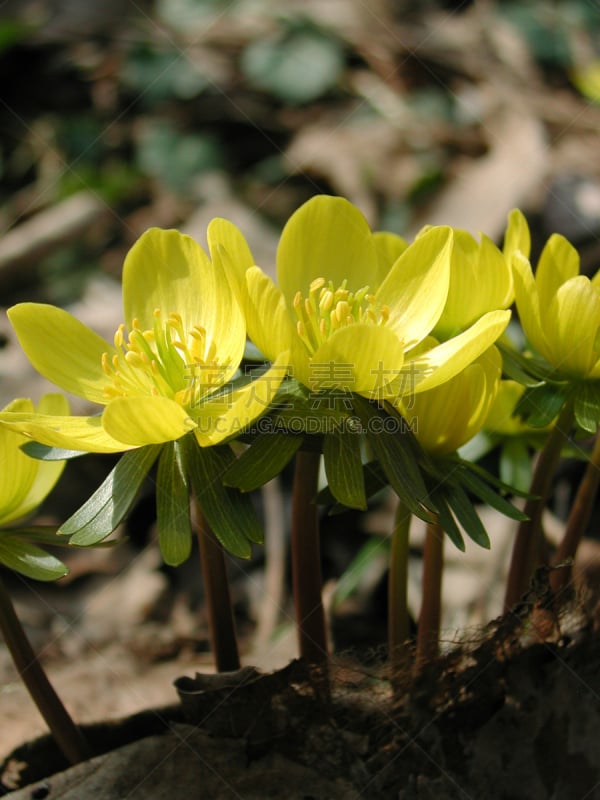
[504,400,574,611]
[388,501,412,686]
[195,504,240,672]
[415,520,444,671]
[0,575,91,764]
[291,449,328,664]
[551,431,600,595]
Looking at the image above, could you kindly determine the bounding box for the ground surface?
[2,605,600,799]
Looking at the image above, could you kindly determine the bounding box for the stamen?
[102,308,225,410]
[291,276,390,354]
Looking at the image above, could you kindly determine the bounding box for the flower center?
[293,277,390,355]
[101,309,224,408]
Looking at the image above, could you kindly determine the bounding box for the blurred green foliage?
[241,21,346,105]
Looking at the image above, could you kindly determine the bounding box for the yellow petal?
[399,309,510,395]
[0,402,37,525]
[37,394,70,416]
[310,324,405,396]
[535,233,580,312]
[276,196,378,308]
[122,228,246,381]
[193,352,290,446]
[511,253,552,362]
[437,231,512,339]
[402,347,501,455]
[0,394,73,524]
[376,226,452,349]
[206,217,256,283]
[484,380,528,436]
[8,304,112,405]
[243,266,303,365]
[545,275,600,377]
[503,208,531,260]
[0,412,134,453]
[102,396,195,446]
[372,231,408,281]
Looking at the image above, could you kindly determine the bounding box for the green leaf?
[428,488,464,551]
[498,342,548,387]
[323,428,366,510]
[181,438,263,559]
[354,397,436,522]
[574,381,600,434]
[21,442,86,461]
[223,432,303,492]
[60,446,161,546]
[499,438,532,494]
[515,382,569,427]
[444,484,490,549]
[241,27,345,105]
[317,458,387,513]
[156,442,192,567]
[457,461,529,521]
[0,535,67,581]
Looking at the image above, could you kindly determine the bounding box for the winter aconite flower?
[512,222,600,380]
[0,395,69,580]
[4,228,287,451]
[209,195,511,401]
[432,230,514,341]
[398,347,502,456]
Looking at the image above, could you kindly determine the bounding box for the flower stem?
[291,449,328,665]
[195,504,241,672]
[415,520,444,671]
[388,501,412,687]
[504,400,574,611]
[551,431,600,595]
[0,575,91,764]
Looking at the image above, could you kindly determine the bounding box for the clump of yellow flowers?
[0,194,598,684]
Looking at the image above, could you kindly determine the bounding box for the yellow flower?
[511,220,600,380]
[433,229,514,341]
[4,228,287,451]
[397,346,502,456]
[209,195,510,401]
[0,395,69,580]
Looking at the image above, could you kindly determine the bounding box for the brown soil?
[2,607,599,800]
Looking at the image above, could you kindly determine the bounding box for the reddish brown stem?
[291,449,328,665]
[415,520,444,671]
[0,576,91,764]
[504,401,574,611]
[551,432,600,595]
[388,501,412,687]
[196,506,241,672]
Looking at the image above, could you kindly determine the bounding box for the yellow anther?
[132,318,141,329]
[297,320,307,339]
[320,318,327,337]
[304,298,315,318]
[380,305,390,322]
[335,300,350,323]
[101,352,112,376]
[319,290,334,313]
[309,277,326,293]
[125,351,145,369]
[114,324,125,349]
